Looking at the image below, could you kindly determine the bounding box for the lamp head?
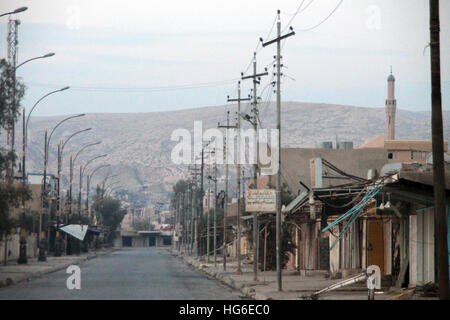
[13,7,28,14]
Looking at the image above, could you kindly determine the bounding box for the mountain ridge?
[16,101,449,205]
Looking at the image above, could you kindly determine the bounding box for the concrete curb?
[0,249,116,288]
[173,251,269,300]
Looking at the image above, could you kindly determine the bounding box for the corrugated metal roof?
[282,191,309,214]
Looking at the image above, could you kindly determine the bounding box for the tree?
[245,181,296,270]
[93,186,126,244]
[132,217,154,231]
[0,59,30,236]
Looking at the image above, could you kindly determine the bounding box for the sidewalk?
[172,250,425,300]
[0,248,116,288]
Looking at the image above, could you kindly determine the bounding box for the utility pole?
[200,148,205,256]
[173,193,178,251]
[69,155,73,219]
[206,162,211,262]
[189,164,201,255]
[262,10,295,291]
[227,82,250,274]
[191,182,196,255]
[213,161,218,267]
[38,129,48,262]
[6,18,19,183]
[242,52,268,282]
[218,111,237,271]
[78,165,82,219]
[18,108,27,264]
[177,193,181,252]
[429,0,449,300]
[183,187,188,253]
[54,142,62,256]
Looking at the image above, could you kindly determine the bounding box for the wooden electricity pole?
[218,111,237,271]
[429,0,449,300]
[242,52,268,282]
[227,82,250,274]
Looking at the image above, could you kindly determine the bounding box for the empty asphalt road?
[0,248,243,300]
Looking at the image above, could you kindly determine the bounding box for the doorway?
[367,219,385,274]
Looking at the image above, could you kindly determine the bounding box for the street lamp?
[102,174,118,190]
[61,128,92,157]
[54,127,92,256]
[0,7,28,18]
[70,141,102,218]
[25,86,70,149]
[38,113,85,261]
[105,179,120,190]
[79,154,108,219]
[21,84,67,199]
[15,52,55,70]
[77,154,108,254]
[105,185,121,198]
[67,142,102,255]
[86,164,110,221]
[22,87,70,261]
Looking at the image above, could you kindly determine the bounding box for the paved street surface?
[0,248,243,300]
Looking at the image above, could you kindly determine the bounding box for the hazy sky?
[1,0,449,116]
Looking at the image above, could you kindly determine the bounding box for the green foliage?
[93,186,126,244]
[10,211,36,233]
[247,222,296,270]
[0,59,25,129]
[0,59,29,235]
[0,183,31,235]
[132,218,154,231]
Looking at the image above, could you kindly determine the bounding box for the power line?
[281,0,306,33]
[25,78,240,93]
[297,0,344,32]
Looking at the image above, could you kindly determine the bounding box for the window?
[388,153,393,159]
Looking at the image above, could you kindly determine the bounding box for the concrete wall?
[409,207,435,286]
[0,233,38,263]
[271,148,389,194]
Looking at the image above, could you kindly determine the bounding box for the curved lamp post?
[16,53,55,70]
[38,113,85,261]
[69,141,102,217]
[21,86,69,250]
[25,86,70,150]
[102,174,118,190]
[104,180,120,197]
[61,128,92,157]
[78,154,108,219]
[54,127,92,257]
[86,164,110,215]
[104,179,120,192]
[75,154,107,255]
[0,7,27,18]
[67,142,102,256]
[105,185,120,198]
[58,127,92,219]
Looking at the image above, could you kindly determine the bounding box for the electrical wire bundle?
[321,183,382,249]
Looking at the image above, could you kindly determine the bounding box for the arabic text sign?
[245,189,276,212]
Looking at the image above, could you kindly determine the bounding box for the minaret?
[385,67,396,140]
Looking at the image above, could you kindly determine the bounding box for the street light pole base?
[38,247,47,261]
[18,235,28,264]
[54,232,62,256]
